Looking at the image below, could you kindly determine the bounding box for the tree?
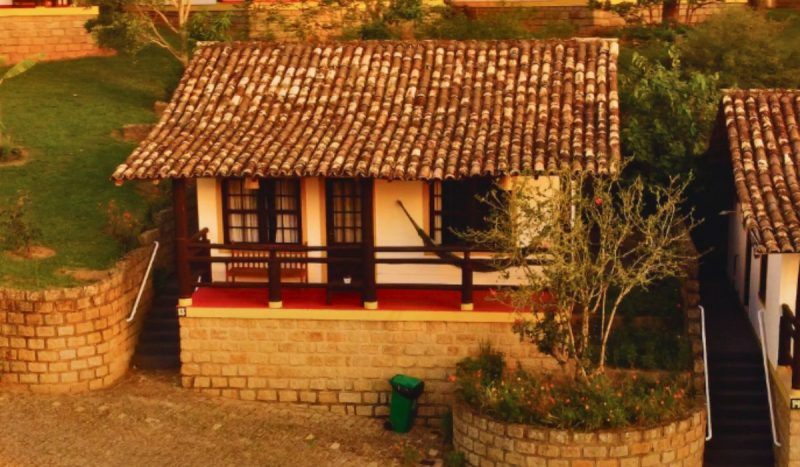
[619,48,718,187]
[256,0,423,41]
[466,169,698,381]
[85,0,233,66]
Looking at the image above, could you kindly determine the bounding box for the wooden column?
[173,178,192,305]
[778,308,792,367]
[268,248,282,308]
[361,178,377,309]
[461,250,473,311]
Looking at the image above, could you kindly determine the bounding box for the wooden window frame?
[221,178,302,245]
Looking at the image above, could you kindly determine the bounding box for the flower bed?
[453,403,706,467]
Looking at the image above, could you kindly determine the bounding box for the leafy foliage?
[677,9,800,89]
[619,49,718,186]
[0,191,42,254]
[454,347,696,430]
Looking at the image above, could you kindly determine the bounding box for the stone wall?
[0,246,154,393]
[179,317,557,423]
[453,403,707,467]
[0,9,112,64]
[770,365,800,466]
[681,239,705,394]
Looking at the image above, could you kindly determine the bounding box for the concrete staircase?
[702,275,775,467]
[131,282,181,370]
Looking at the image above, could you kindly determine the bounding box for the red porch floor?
[191,287,514,312]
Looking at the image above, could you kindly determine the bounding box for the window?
[327,179,362,244]
[222,179,301,244]
[430,178,496,245]
[759,254,768,303]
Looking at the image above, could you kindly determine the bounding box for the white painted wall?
[726,201,800,364]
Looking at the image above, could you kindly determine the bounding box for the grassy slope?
[0,48,181,289]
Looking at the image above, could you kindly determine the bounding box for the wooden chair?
[226,247,308,283]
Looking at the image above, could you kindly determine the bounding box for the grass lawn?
[0,48,182,289]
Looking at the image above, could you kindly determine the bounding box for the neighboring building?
[112,39,621,417]
[719,89,800,363]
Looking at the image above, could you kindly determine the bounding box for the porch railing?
[182,227,540,309]
[778,303,800,389]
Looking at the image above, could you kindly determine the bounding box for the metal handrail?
[699,305,712,442]
[757,309,781,447]
[126,241,159,323]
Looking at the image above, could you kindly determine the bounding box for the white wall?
[726,202,800,364]
[373,179,538,286]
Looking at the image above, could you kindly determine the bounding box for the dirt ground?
[0,371,446,467]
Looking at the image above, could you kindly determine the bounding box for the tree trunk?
[662,0,679,24]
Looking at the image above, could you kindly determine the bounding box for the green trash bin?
[386,374,425,433]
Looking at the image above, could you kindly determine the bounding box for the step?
[131,353,180,370]
[704,448,774,467]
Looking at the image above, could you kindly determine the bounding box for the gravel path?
[0,371,445,467]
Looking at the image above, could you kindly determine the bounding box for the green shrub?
[454,347,696,430]
[0,190,42,254]
[677,9,800,88]
[444,451,467,467]
[417,8,531,40]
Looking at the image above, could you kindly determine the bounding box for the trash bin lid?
[390,374,423,390]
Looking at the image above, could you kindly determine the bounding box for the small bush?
[444,451,466,467]
[0,190,42,254]
[418,8,531,40]
[454,347,696,430]
[103,199,142,252]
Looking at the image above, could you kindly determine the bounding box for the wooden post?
[173,178,192,306]
[793,312,800,390]
[361,178,377,310]
[778,308,792,367]
[268,248,282,308]
[461,250,473,311]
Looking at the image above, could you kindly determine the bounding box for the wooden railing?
[181,227,539,309]
[778,304,800,389]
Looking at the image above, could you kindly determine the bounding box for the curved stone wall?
[453,404,706,467]
[0,246,154,393]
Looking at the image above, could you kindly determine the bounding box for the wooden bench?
[226,248,308,283]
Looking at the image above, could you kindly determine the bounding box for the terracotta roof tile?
[722,89,800,254]
[112,39,620,182]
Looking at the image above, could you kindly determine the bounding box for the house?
[716,88,800,467]
[719,89,800,363]
[112,39,621,418]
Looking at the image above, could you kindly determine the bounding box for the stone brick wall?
[770,366,800,466]
[0,246,154,393]
[179,317,557,423]
[681,239,705,394]
[0,11,112,65]
[453,403,706,467]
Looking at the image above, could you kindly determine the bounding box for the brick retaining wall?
[0,10,111,64]
[453,403,706,467]
[0,246,154,393]
[179,317,557,423]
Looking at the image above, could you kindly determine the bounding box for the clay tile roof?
[722,89,800,254]
[112,39,620,182]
